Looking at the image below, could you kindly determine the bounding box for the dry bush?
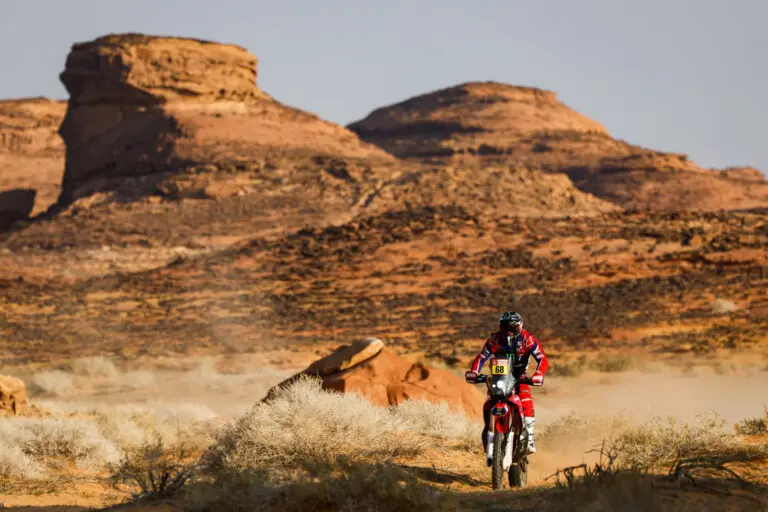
[610,413,737,471]
[734,408,768,436]
[0,400,218,480]
[110,436,197,503]
[190,377,469,510]
[187,460,455,512]
[0,445,44,479]
[52,402,219,453]
[548,354,636,377]
[390,399,479,449]
[549,446,664,512]
[203,376,424,474]
[0,417,120,474]
[548,354,590,377]
[551,434,768,510]
[591,354,636,373]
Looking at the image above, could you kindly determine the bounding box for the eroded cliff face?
[349,81,768,211]
[0,98,66,215]
[55,33,394,207]
[59,34,263,106]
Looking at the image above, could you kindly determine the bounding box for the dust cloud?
[531,365,768,482]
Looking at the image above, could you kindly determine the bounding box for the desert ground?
[0,354,766,510]
[0,33,766,511]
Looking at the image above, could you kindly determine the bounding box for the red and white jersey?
[470,329,549,376]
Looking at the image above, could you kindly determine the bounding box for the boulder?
[0,375,27,415]
[265,338,485,418]
[304,337,385,376]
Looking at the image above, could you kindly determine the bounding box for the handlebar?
[470,374,533,385]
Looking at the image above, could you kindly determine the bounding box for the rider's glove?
[465,370,478,383]
[531,371,544,386]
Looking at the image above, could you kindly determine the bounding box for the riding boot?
[524,417,536,454]
[483,429,494,466]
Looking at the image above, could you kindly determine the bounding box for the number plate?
[490,358,510,375]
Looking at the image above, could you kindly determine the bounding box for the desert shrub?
[54,402,218,454]
[0,445,44,479]
[203,376,424,474]
[591,354,636,373]
[0,417,120,472]
[188,460,456,512]
[547,354,637,377]
[0,399,219,480]
[609,413,737,471]
[93,409,156,449]
[110,436,197,502]
[734,408,768,435]
[551,417,768,510]
[549,447,664,512]
[390,399,479,449]
[548,355,590,377]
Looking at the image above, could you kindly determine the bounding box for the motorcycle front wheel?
[491,432,506,490]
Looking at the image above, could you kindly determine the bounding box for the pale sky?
[1,0,765,172]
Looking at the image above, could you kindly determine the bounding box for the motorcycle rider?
[465,311,548,455]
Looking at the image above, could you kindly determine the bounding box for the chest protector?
[489,334,531,377]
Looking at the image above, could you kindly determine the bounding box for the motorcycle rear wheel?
[509,461,528,488]
[508,428,528,488]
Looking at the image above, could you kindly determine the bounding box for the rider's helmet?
[499,311,523,337]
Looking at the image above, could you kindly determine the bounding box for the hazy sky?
[2,1,765,172]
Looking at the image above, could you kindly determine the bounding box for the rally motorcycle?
[470,357,532,490]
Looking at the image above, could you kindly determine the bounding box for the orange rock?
[265,340,484,418]
[310,337,385,376]
[0,374,27,415]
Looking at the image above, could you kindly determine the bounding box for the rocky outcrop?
[55,33,394,209]
[265,338,485,417]
[0,375,27,415]
[349,81,768,211]
[349,82,609,159]
[0,98,66,215]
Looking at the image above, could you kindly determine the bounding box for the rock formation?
[0,98,66,215]
[55,33,394,209]
[265,338,485,417]
[349,81,768,211]
[0,374,27,415]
